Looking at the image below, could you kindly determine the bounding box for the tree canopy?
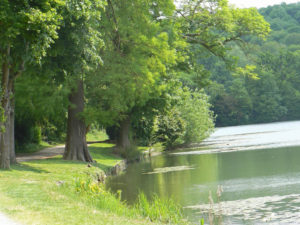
[0,0,273,168]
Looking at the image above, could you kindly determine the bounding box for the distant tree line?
[205,2,300,126]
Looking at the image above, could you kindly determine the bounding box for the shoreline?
[105,146,162,177]
[0,143,168,225]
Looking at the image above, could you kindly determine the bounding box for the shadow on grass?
[11,163,50,173]
[21,145,122,172]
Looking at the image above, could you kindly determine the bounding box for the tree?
[85,0,180,154]
[0,0,62,169]
[177,0,270,64]
[248,71,287,122]
[46,0,105,162]
[172,0,270,127]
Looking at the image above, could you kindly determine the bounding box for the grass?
[0,143,186,225]
[86,129,108,142]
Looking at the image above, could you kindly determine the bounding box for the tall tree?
[47,0,105,162]
[0,0,62,169]
[177,0,270,62]
[85,0,181,154]
[175,0,270,127]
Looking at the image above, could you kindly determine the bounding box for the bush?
[179,89,215,143]
[156,107,186,149]
[155,87,215,149]
[31,126,42,144]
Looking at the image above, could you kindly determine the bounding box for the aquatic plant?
[72,176,189,224]
[207,185,224,225]
[135,192,188,224]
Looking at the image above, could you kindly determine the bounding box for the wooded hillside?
[207,2,300,126]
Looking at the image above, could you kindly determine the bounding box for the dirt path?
[16,145,65,162]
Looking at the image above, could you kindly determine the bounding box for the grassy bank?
[0,143,186,225]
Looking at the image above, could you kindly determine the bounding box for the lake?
[107,121,300,224]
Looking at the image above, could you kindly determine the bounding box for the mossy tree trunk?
[9,82,16,164]
[116,117,131,154]
[63,80,93,162]
[0,47,17,169]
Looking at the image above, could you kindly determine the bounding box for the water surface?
[107,121,300,224]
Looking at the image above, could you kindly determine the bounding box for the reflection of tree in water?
[106,152,219,206]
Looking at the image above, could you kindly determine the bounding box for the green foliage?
[178,0,270,64]
[11,0,106,154]
[156,107,186,149]
[0,0,63,62]
[15,68,68,147]
[85,0,180,127]
[156,87,214,148]
[205,2,300,126]
[54,0,105,75]
[0,0,63,169]
[1,0,276,155]
[179,89,215,143]
[247,71,287,123]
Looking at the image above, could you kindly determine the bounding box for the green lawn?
[0,143,167,225]
[86,129,109,142]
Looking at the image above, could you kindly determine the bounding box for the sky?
[228,0,300,8]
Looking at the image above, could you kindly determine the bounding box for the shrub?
[155,87,215,149]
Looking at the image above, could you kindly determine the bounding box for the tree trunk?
[9,82,16,164]
[0,81,17,169]
[63,80,93,162]
[116,117,131,154]
[0,120,10,169]
[0,52,12,169]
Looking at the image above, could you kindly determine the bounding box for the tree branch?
[106,0,121,50]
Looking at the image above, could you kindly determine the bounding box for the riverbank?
[106,121,300,224]
[0,143,185,225]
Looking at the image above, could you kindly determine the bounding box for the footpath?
[16,145,65,162]
[0,212,21,225]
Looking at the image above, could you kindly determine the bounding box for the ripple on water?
[186,193,300,224]
[142,165,194,175]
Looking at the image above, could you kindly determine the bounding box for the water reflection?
[107,121,300,224]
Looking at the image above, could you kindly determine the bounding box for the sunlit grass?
[0,143,185,225]
[86,129,108,142]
